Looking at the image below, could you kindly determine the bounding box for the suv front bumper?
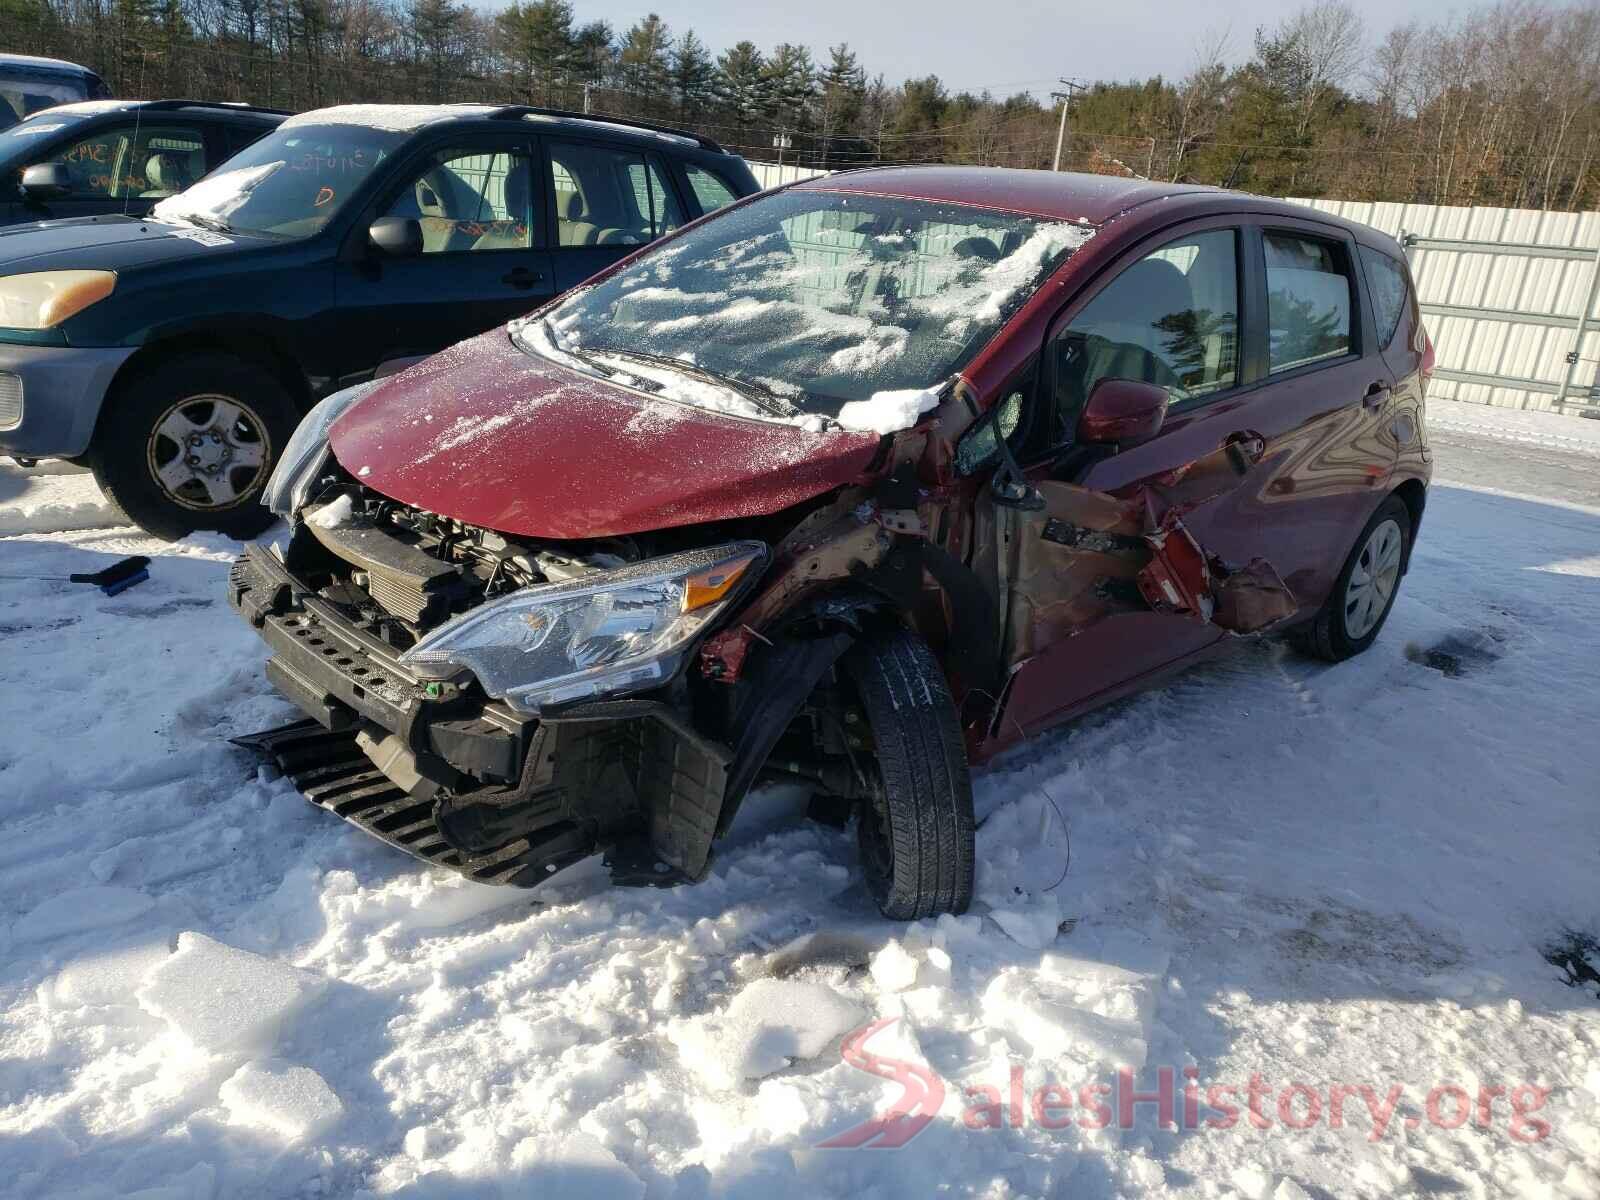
[0,342,135,458]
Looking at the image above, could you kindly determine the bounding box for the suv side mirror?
[20,162,72,201]
[368,216,423,257]
[1077,378,1168,447]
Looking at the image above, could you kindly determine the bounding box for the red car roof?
[795,166,1219,225]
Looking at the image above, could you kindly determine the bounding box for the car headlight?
[0,270,116,330]
[401,541,767,713]
[262,381,381,516]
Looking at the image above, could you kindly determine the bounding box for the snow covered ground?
[0,397,1597,1200]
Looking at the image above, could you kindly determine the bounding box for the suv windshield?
[0,76,92,131]
[515,189,1092,425]
[152,124,406,238]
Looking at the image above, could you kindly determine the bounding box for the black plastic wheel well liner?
[714,629,856,838]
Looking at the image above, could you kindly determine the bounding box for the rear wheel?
[1294,495,1411,662]
[842,628,975,919]
[90,354,296,541]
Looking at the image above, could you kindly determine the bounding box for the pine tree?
[761,42,815,130]
[672,30,717,117]
[716,41,768,131]
[497,0,576,104]
[618,13,672,101]
[818,43,866,166]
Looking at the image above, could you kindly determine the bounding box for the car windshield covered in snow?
[515,189,1092,425]
[151,124,406,238]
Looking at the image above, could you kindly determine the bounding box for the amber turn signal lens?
[40,271,117,327]
[682,551,760,612]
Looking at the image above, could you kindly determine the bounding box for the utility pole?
[1051,79,1085,172]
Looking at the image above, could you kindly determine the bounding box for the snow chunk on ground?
[869,939,920,992]
[137,932,325,1055]
[835,387,941,435]
[670,977,864,1089]
[506,1132,644,1199]
[43,937,171,1009]
[981,945,1166,1069]
[13,885,154,943]
[218,1060,343,1140]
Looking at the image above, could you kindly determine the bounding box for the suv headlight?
[262,381,380,516]
[401,541,767,713]
[0,270,116,330]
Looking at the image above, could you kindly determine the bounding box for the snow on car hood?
[327,328,885,540]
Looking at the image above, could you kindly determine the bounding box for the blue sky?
[543,0,1473,98]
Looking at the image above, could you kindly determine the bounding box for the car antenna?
[123,51,150,219]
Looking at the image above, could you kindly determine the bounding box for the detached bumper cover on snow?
[226,544,740,886]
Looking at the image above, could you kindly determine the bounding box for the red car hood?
[328,330,882,539]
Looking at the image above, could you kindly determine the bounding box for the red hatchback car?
[230,167,1431,919]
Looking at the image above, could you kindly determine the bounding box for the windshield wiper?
[180,212,235,234]
[591,349,797,420]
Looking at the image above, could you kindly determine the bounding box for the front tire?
[843,628,975,920]
[89,354,296,542]
[1294,495,1411,662]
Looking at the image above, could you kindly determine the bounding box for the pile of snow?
[0,461,121,536]
[835,386,942,435]
[1429,396,1600,452]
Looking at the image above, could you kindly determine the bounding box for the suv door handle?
[1225,430,1266,467]
[501,267,543,289]
[1363,380,1392,409]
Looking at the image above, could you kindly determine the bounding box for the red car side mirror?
[1076,378,1169,447]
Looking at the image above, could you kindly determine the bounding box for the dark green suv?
[0,103,758,539]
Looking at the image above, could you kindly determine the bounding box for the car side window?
[1265,232,1354,372]
[124,126,206,198]
[39,125,130,198]
[1360,246,1411,350]
[384,146,535,254]
[683,164,739,215]
[1048,228,1239,443]
[549,141,682,247]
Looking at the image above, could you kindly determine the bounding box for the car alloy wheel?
[1343,516,1404,640]
[146,393,272,511]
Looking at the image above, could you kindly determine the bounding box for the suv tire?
[1294,494,1412,662]
[844,628,975,919]
[90,354,297,541]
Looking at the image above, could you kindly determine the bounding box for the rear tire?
[89,354,295,542]
[843,628,975,920]
[1293,495,1411,662]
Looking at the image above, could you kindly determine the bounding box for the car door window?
[1049,228,1240,443]
[548,141,682,247]
[124,126,206,198]
[385,146,536,254]
[1360,245,1411,350]
[41,125,129,199]
[1265,232,1354,372]
[683,163,739,215]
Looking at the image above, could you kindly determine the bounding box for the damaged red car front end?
[228,167,1429,919]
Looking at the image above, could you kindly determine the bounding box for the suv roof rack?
[138,99,292,118]
[483,105,726,154]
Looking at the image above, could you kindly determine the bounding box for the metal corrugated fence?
[744,161,1600,417]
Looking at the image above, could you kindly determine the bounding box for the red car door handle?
[1363,381,1392,408]
[1225,430,1266,467]
[502,267,543,289]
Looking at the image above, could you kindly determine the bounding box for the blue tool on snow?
[0,555,150,595]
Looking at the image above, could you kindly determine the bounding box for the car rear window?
[1360,246,1412,350]
[683,164,739,214]
[1265,232,1354,373]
